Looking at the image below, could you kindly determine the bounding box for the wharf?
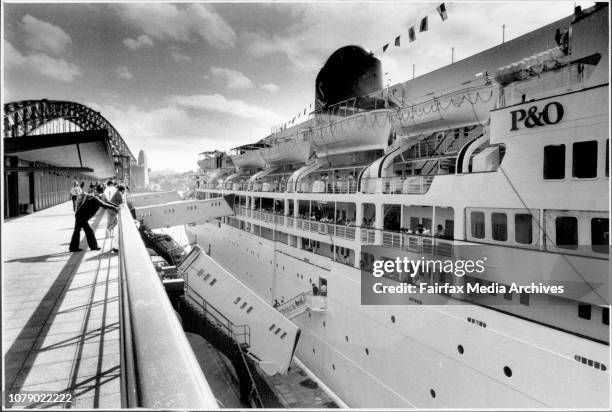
[2,202,120,408]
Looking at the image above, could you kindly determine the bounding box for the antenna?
[502,24,506,43]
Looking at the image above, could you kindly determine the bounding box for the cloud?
[4,40,81,82]
[260,83,279,93]
[116,66,134,79]
[210,67,253,90]
[115,3,236,49]
[242,2,579,77]
[20,14,72,55]
[88,98,276,171]
[171,51,192,62]
[169,93,283,123]
[123,34,154,50]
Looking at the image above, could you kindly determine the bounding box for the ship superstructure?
[187,4,610,408]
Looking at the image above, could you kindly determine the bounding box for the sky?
[2,1,594,172]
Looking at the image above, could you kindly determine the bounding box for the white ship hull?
[184,221,609,408]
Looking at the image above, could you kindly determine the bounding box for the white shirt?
[70,186,82,196]
[104,186,117,202]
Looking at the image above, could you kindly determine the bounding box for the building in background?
[132,150,150,190]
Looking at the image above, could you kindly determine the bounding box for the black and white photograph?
[2,1,610,410]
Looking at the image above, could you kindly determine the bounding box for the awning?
[4,129,117,178]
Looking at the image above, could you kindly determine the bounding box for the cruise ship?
[183,4,609,408]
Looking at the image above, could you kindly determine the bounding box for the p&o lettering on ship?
[510,101,564,131]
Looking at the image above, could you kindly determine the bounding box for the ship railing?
[246,180,288,193]
[293,217,356,240]
[243,208,286,226]
[186,286,251,347]
[360,176,435,194]
[116,205,218,409]
[360,228,377,244]
[379,228,454,256]
[276,291,310,318]
[296,179,358,194]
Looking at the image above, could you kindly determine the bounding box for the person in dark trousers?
[312,282,319,296]
[69,185,118,252]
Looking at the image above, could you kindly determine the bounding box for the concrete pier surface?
[3,202,120,409]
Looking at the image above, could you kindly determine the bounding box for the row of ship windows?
[470,211,534,244]
[469,211,608,253]
[543,139,609,179]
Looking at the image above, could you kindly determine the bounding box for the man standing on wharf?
[69,184,119,252]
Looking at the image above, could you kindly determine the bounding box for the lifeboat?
[307,109,393,155]
[230,149,266,169]
[390,84,496,137]
[259,139,312,165]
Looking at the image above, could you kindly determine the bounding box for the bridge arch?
[3,99,137,217]
[3,99,136,163]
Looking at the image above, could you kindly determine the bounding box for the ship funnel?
[315,45,382,111]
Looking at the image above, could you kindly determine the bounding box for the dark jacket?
[76,195,117,220]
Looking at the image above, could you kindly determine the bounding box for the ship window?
[555,216,578,249]
[491,213,507,241]
[514,214,533,244]
[578,303,591,320]
[543,145,565,179]
[603,307,609,325]
[470,212,485,239]
[519,292,530,306]
[591,218,609,253]
[572,140,597,178]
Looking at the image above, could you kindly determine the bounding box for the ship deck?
[2,202,120,408]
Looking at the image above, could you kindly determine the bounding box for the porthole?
[312,347,316,354]
[503,366,512,377]
[323,321,326,327]
[391,315,396,323]
[332,364,336,370]
[365,348,369,355]
[345,336,349,343]
[308,313,311,318]
[430,389,436,398]
[457,345,464,354]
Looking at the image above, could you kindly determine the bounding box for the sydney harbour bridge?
[3,99,148,218]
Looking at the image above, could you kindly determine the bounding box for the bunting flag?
[419,16,429,32]
[437,3,447,21]
[408,27,416,42]
[304,108,307,115]
[372,2,447,55]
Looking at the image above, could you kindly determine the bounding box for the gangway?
[128,190,183,208]
[131,193,235,229]
[179,245,301,376]
[277,291,327,319]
